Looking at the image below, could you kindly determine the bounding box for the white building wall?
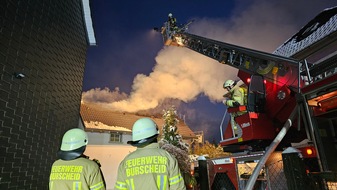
[87,131,132,145]
[121,133,132,144]
[85,131,135,189]
[87,132,111,144]
[85,145,136,190]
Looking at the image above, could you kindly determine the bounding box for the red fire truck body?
[159,6,337,189]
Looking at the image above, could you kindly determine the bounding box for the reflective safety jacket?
[49,157,106,190]
[115,143,186,190]
[226,86,247,107]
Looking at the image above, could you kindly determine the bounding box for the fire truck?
[157,7,337,190]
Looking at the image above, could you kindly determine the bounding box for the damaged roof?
[80,103,196,139]
[273,6,337,58]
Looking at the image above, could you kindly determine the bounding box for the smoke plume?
[82,0,335,113]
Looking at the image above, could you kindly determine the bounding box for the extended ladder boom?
[160,20,300,88]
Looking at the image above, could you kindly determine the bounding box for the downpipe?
[244,106,298,190]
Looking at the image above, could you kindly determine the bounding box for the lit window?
[110,132,122,143]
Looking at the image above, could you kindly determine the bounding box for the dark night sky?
[82,0,336,143]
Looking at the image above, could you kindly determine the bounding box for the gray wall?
[87,131,132,145]
[0,0,89,189]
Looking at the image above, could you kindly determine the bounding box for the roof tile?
[80,103,196,138]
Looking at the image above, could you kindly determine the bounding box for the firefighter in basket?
[168,13,178,31]
[223,79,247,137]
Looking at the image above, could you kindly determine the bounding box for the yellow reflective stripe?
[73,182,82,190]
[131,179,135,190]
[49,181,53,190]
[157,176,161,189]
[90,181,104,190]
[126,179,135,190]
[157,175,167,190]
[115,181,127,190]
[169,174,183,185]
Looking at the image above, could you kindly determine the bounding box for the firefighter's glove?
[222,98,228,105]
[233,102,240,107]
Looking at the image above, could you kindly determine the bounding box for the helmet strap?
[128,134,158,147]
[233,80,237,87]
[58,146,86,160]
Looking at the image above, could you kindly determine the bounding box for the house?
[80,102,197,144]
[79,102,197,189]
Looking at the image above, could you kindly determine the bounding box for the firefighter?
[115,118,186,190]
[49,128,106,190]
[168,13,178,31]
[223,79,247,137]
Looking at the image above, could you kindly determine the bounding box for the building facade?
[0,0,95,189]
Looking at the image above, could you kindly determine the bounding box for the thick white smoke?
[102,47,233,112]
[82,0,335,113]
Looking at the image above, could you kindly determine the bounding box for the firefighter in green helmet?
[49,128,106,190]
[114,118,186,190]
[223,79,247,137]
[223,79,247,107]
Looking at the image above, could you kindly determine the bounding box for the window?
[110,132,122,143]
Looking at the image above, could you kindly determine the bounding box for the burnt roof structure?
[80,103,196,140]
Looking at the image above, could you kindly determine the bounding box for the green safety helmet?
[58,128,88,160]
[224,79,236,90]
[127,118,159,147]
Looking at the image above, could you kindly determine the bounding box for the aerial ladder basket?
[219,75,276,150]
